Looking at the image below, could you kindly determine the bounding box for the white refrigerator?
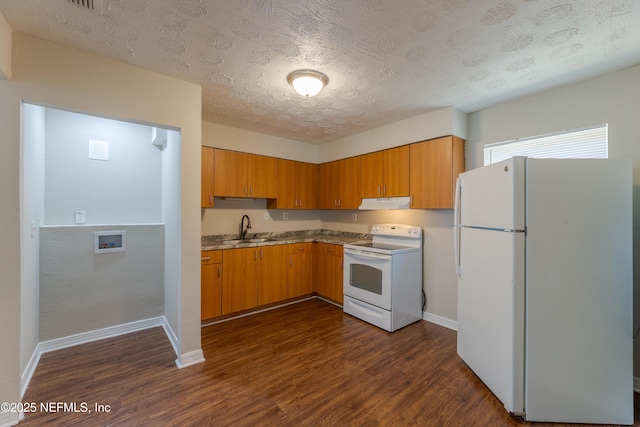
[454,157,633,424]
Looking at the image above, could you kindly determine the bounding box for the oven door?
[343,248,392,310]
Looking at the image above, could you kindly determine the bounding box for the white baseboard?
[176,349,205,369]
[36,316,167,355]
[422,311,458,331]
[315,296,343,308]
[0,412,19,427]
[20,316,195,399]
[21,342,43,399]
[160,318,180,358]
[201,296,316,327]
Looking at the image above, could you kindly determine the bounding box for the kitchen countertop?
[201,229,371,251]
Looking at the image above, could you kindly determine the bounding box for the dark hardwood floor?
[20,299,639,426]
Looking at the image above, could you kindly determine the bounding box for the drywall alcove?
[23,104,179,341]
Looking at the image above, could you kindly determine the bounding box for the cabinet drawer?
[286,242,314,255]
[201,250,223,264]
[315,242,343,256]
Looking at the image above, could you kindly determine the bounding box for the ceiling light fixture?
[287,69,329,97]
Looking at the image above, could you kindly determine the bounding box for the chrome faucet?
[240,214,252,239]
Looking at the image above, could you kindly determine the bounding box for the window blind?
[483,125,608,166]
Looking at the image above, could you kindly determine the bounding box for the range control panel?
[370,224,422,238]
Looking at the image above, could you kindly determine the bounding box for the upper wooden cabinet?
[319,157,361,209]
[409,136,465,209]
[213,149,277,199]
[267,159,318,209]
[360,146,410,198]
[201,146,214,208]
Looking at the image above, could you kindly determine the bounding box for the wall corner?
[0,9,13,80]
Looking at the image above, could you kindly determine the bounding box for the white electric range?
[343,224,423,332]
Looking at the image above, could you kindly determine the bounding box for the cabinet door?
[329,254,344,304]
[201,147,214,208]
[201,262,222,320]
[248,154,277,198]
[214,149,248,197]
[319,161,339,209]
[314,251,332,298]
[201,251,223,320]
[361,151,385,198]
[274,159,297,209]
[314,244,343,303]
[328,246,344,304]
[409,136,465,209]
[338,157,361,209]
[297,162,319,209]
[222,247,257,314]
[257,245,286,306]
[287,243,314,298]
[383,145,410,197]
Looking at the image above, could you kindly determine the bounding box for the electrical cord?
[422,289,426,311]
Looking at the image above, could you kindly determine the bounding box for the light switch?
[74,210,86,224]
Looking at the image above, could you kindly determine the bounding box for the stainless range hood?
[358,196,411,210]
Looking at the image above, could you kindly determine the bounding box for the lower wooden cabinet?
[201,251,222,320]
[204,242,343,318]
[256,245,286,307]
[313,243,344,304]
[285,243,314,299]
[221,245,285,315]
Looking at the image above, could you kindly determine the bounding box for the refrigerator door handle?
[454,177,462,277]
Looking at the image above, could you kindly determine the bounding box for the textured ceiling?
[0,0,639,144]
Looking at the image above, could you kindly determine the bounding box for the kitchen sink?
[222,238,276,244]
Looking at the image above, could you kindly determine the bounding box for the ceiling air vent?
[67,0,104,14]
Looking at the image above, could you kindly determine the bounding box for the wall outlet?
[352,213,357,221]
[263,211,270,220]
[283,212,288,220]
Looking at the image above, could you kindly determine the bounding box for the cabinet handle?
[297,247,304,251]
[201,257,211,261]
[299,199,302,207]
[255,250,258,260]
[209,195,213,205]
[383,184,386,195]
[217,265,221,278]
[378,185,381,195]
[250,185,253,195]
[338,198,341,207]
[260,249,264,259]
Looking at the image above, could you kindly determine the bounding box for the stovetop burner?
[343,224,422,255]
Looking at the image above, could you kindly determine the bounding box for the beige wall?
[318,106,467,163]
[203,121,319,163]
[0,32,202,421]
[0,9,11,79]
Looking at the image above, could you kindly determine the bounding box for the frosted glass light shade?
[287,70,329,97]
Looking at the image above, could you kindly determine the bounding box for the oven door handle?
[344,248,392,261]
